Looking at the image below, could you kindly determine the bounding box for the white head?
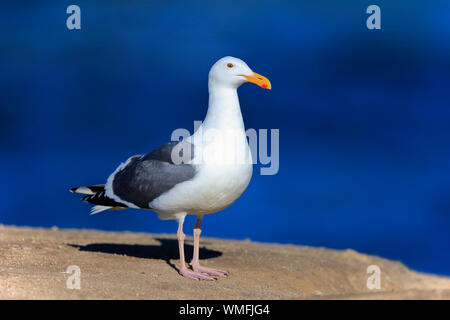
[208,56,271,91]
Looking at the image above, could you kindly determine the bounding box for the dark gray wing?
[111,141,196,209]
[141,140,194,164]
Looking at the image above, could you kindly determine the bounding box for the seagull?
[70,56,271,280]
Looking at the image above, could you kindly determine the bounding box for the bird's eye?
[227,63,234,68]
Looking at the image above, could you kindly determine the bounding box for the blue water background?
[1,1,450,275]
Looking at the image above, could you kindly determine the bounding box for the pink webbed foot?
[179,268,216,281]
[191,264,228,277]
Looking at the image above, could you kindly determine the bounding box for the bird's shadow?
[68,238,222,272]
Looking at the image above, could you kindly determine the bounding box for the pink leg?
[190,216,228,277]
[177,218,215,280]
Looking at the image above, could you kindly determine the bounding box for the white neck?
[189,81,252,166]
[201,82,245,131]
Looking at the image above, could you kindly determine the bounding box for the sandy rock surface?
[0,225,449,299]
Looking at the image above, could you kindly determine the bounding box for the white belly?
[149,161,252,217]
[150,120,253,219]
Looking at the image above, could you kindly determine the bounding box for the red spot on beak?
[262,84,268,89]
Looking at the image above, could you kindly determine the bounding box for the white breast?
[149,135,253,216]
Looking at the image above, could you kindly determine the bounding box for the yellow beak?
[239,72,271,90]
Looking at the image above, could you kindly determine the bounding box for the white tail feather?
[90,205,112,215]
[71,187,95,195]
